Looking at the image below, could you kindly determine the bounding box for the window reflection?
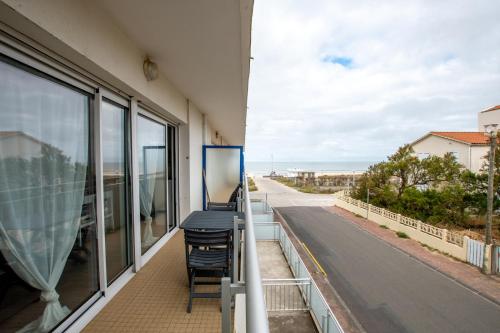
[102,100,132,283]
[0,57,98,332]
[137,115,168,254]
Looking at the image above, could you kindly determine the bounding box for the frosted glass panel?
[205,148,241,203]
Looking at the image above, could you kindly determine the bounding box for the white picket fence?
[467,239,484,267]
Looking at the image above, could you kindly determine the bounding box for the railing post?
[236,187,241,212]
[240,230,245,282]
[244,176,270,333]
[221,277,231,333]
[307,281,312,309]
[233,217,239,282]
[442,229,448,242]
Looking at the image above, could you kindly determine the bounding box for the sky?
[245,0,500,162]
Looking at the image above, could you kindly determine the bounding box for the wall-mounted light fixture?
[143,57,159,81]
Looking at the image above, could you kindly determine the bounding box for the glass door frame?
[131,103,180,270]
[95,88,135,292]
[167,124,179,232]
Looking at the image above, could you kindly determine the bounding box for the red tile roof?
[481,105,500,113]
[0,131,22,138]
[430,132,491,145]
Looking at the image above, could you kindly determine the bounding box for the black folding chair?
[207,183,241,211]
[184,229,232,313]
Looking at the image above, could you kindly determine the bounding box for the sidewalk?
[327,206,500,305]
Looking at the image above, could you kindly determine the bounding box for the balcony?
[84,229,222,333]
[82,181,344,333]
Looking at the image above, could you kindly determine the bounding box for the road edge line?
[302,242,328,277]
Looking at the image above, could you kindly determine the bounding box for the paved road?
[278,206,500,333]
[250,176,335,207]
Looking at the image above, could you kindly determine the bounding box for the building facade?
[411,106,500,173]
[478,105,500,132]
[0,1,253,332]
[411,132,490,173]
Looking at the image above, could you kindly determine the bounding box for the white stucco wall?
[478,109,500,132]
[178,122,190,222]
[0,0,188,123]
[203,116,217,145]
[203,116,224,145]
[412,135,471,169]
[0,135,42,159]
[188,101,204,211]
[470,145,489,173]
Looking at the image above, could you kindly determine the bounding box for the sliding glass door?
[0,38,180,332]
[101,99,132,284]
[137,114,168,254]
[0,56,99,332]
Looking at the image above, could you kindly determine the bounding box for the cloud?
[245,0,500,162]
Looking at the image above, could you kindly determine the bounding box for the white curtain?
[140,148,162,247]
[0,157,87,333]
[0,60,89,332]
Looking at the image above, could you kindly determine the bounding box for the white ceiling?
[97,0,253,145]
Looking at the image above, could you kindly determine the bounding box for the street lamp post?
[483,124,498,273]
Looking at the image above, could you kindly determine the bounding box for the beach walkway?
[251,176,334,207]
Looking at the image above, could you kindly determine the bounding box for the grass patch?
[379,225,389,229]
[298,186,315,193]
[274,176,338,194]
[420,243,466,262]
[396,231,409,239]
[248,177,258,192]
[354,213,364,218]
[421,243,437,252]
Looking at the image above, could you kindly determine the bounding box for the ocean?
[246,161,377,176]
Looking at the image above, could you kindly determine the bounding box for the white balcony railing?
[221,176,270,333]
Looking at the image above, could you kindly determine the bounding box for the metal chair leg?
[187,270,195,313]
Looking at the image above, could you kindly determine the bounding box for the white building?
[411,106,500,173]
[411,132,491,172]
[478,105,500,131]
[0,131,47,159]
[0,1,264,332]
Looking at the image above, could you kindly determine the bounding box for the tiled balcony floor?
[84,230,222,333]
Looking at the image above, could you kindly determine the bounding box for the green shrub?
[379,225,389,229]
[248,177,258,192]
[396,231,409,239]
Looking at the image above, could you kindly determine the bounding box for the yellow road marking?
[302,242,327,277]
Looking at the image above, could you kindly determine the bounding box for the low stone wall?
[334,192,468,261]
